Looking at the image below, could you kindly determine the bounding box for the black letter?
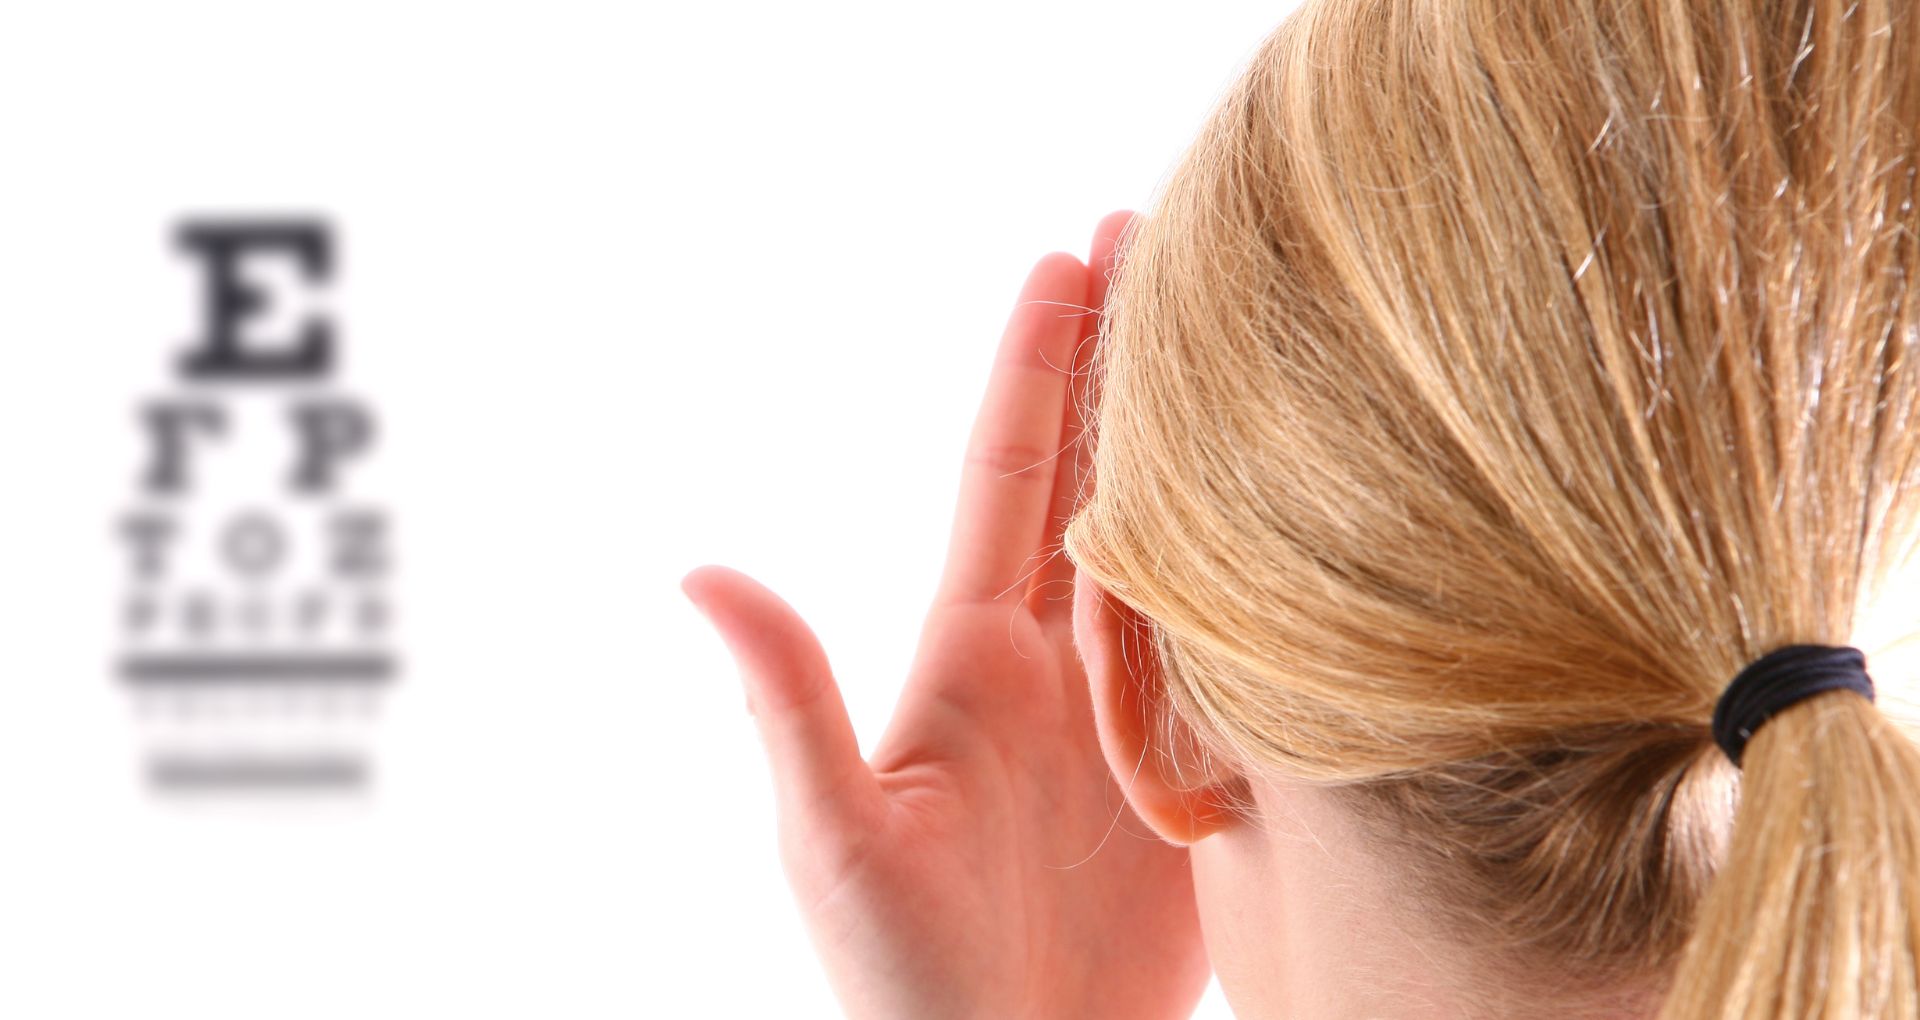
[141,401,226,494]
[177,219,334,380]
[291,400,375,494]
[120,513,178,578]
[221,512,286,579]
[331,510,390,578]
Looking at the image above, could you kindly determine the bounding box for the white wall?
[0,2,1300,1016]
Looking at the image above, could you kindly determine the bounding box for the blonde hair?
[1062,0,1920,1015]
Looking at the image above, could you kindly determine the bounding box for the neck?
[1188,776,1659,1020]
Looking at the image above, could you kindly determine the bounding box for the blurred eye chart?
[0,3,1287,1016]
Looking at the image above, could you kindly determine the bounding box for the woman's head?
[1064,0,1920,1015]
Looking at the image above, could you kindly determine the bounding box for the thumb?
[681,564,883,834]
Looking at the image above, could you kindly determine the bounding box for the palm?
[685,212,1210,1019]
[842,603,1202,1017]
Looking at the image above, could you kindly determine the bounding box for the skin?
[681,213,1512,1018]
[1073,579,1485,1020]
[682,212,1209,1020]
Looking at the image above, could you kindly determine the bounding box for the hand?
[682,211,1211,1020]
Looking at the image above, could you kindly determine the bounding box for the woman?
[683,0,1920,1015]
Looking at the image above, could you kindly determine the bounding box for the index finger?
[934,251,1093,605]
[1027,210,1136,609]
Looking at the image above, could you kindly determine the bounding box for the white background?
[0,2,1302,1017]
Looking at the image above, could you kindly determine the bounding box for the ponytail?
[1065,0,1920,1012]
[1662,689,1920,1018]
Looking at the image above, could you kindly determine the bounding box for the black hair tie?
[1711,644,1875,767]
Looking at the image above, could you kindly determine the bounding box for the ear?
[1073,569,1241,845]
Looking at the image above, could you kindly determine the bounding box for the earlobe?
[1073,570,1240,846]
